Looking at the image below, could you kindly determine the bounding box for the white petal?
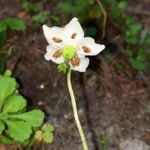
[44,45,64,64]
[64,18,84,45]
[70,57,89,72]
[78,37,105,56]
[42,25,65,47]
[79,37,95,44]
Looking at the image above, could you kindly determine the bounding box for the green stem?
[67,69,88,150]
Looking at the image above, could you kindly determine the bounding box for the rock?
[119,138,150,150]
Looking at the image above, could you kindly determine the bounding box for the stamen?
[82,46,91,53]
[52,50,62,59]
[70,57,80,67]
[71,32,77,39]
[52,37,62,43]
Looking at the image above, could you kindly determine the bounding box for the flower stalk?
[67,69,88,150]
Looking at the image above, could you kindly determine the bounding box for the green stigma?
[62,45,76,59]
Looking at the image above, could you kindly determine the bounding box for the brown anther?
[52,50,62,59]
[52,37,62,43]
[82,46,91,53]
[70,57,80,67]
[71,32,77,39]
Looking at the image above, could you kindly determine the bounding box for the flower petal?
[42,25,65,47]
[70,57,89,72]
[78,37,105,56]
[64,18,84,45]
[44,45,64,64]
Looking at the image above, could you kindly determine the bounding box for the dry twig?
[96,0,107,38]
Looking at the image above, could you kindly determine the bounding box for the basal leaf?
[6,18,26,31]
[4,70,12,77]
[42,123,54,143]
[42,123,54,132]
[0,75,17,111]
[0,135,13,144]
[0,120,5,134]
[3,95,27,113]
[11,110,44,128]
[6,120,32,142]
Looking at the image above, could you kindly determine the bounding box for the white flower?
[43,17,105,72]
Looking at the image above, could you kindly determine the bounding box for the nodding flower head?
[43,17,105,72]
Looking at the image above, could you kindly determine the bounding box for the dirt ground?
[0,0,150,150]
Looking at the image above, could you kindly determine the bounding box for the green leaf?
[125,17,142,45]
[31,13,47,24]
[4,69,12,77]
[22,1,31,12]
[102,0,117,7]
[6,120,32,142]
[111,1,127,23]
[86,0,95,4]
[123,49,133,58]
[49,15,60,24]
[0,75,17,111]
[131,59,145,70]
[3,95,27,113]
[117,1,127,10]
[0,112,9,120]
[57,63,68,74]
[0,120,5,134]
[6,18,26,31]
[23,1,42,13]
[89,5,102,19]
[42,123,54,143]
[0,135,13,144]
[125,35,139,45]
[57,2,74,13]
[11,110,44,128]
[0,20,7,32]
[137,50,146,62]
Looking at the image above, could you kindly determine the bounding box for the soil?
[0,0,150,150]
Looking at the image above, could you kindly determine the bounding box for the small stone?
[119,138,150,150]
[40,84,45,89]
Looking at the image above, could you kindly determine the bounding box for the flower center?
[62,45,76,59]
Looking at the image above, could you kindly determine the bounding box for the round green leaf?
[4,70,12,77]
[3,95,27,113]
[31,13,47,24]
[6,18,26,31]
[0,135,13,144]
[10,110,44,128]
[42,123,54,143]
[6,120,32,142]
[131,59,145,70]
[0,75,17,110]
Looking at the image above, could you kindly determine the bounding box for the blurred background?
[0,0,150,149]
